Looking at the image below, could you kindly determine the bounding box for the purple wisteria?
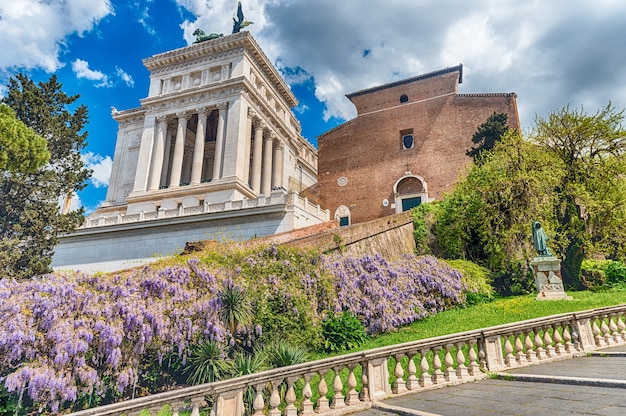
[0,260,224,413]
[326,254,464,334]
[0,249,466,413]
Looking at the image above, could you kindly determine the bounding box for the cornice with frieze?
[142,87,241,114]
[148,48,244,76]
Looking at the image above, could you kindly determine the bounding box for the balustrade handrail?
[68,304,626,416]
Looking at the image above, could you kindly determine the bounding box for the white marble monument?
[53,31,328,272]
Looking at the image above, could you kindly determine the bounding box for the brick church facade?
[309,64,520,225]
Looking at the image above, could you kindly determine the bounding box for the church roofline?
[345,64,463,100]
[143,31,298,108]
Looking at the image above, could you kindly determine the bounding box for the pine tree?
[1,74,91,278]
[466,112,511,162]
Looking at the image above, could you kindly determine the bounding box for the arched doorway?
[334,205,351,226]
[393,175,428,213]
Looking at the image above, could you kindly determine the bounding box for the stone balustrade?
[81,191,330,229]
[67,305,626,416]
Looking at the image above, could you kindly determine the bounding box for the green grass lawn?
[345,288,626,353]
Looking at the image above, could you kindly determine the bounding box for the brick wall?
[317,66,520,224]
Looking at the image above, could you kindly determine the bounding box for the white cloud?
[0,0,113,73]
[72,59,111,87]
[115,67,135,88]
[82,152,113,188]
[174,0,626,129]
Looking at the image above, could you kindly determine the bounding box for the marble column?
[272,140,284,189]
[160,128,173,187]
[243,109,253,185]
[182,144,193,184]
[169,112,189,188]
[131,117,157,193]
[191,108,208,185]
[148,116,168,191]
[250,120,264,193]
[261,134,274,196]
[212,102,228,181]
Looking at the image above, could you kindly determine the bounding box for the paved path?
[356,346,626,416]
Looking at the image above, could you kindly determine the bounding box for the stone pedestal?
[530,256,572,300]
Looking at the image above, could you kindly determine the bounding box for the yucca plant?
[219,279,253,335]
[183,340,232,385]
[263,340,309,368]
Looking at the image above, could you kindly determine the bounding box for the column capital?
[216,101,229,111]
[264,133,275,143]
[176,111,190,121]
[197,106,211,116]
[156,115,170,124]
[248,108,257,119]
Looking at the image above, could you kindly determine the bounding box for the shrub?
[491,261,535,296]
[606,261,626,285]
[581,259,608,290]
[444,259,494,305]
[321,311,368,353]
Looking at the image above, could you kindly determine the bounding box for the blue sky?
[2,0,626,213]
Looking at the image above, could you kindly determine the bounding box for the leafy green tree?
[466,112,511,162]
[425,130,560,294]
[531,103,626,288]
[0,105,49,173]
[1,74,90,278]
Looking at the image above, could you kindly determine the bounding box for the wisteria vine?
[0,249,465,413]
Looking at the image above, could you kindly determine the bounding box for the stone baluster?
[467,340,481,376]
[444,344,457,383]
[601,315,613,345]
[600,315,615,345]
[570,322,582,351]
[617,313,626,341]
[406,351,419,390]
[331,367,345,409]
[301,373,315,415]
[419,349,433,387]
[514,332,526,366]
[359,361,370,402]
[608,314,619,343]
[190,397,202,416]
[478,342,487,371]
[455,342,469,380]
[317,369,330,412]
[544,326,555,358]
[525,332,537,363]
[534,329,546,360]
[392,354,407,394]
[268,380,281,416]
[285,377,298,416]
[345,364,359,405]
[563,323,574,353]
[503,335,515,367]
[592,319,605,347]
[432,347,445,384]
[252,383,265,416]
[552,323,564,355]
